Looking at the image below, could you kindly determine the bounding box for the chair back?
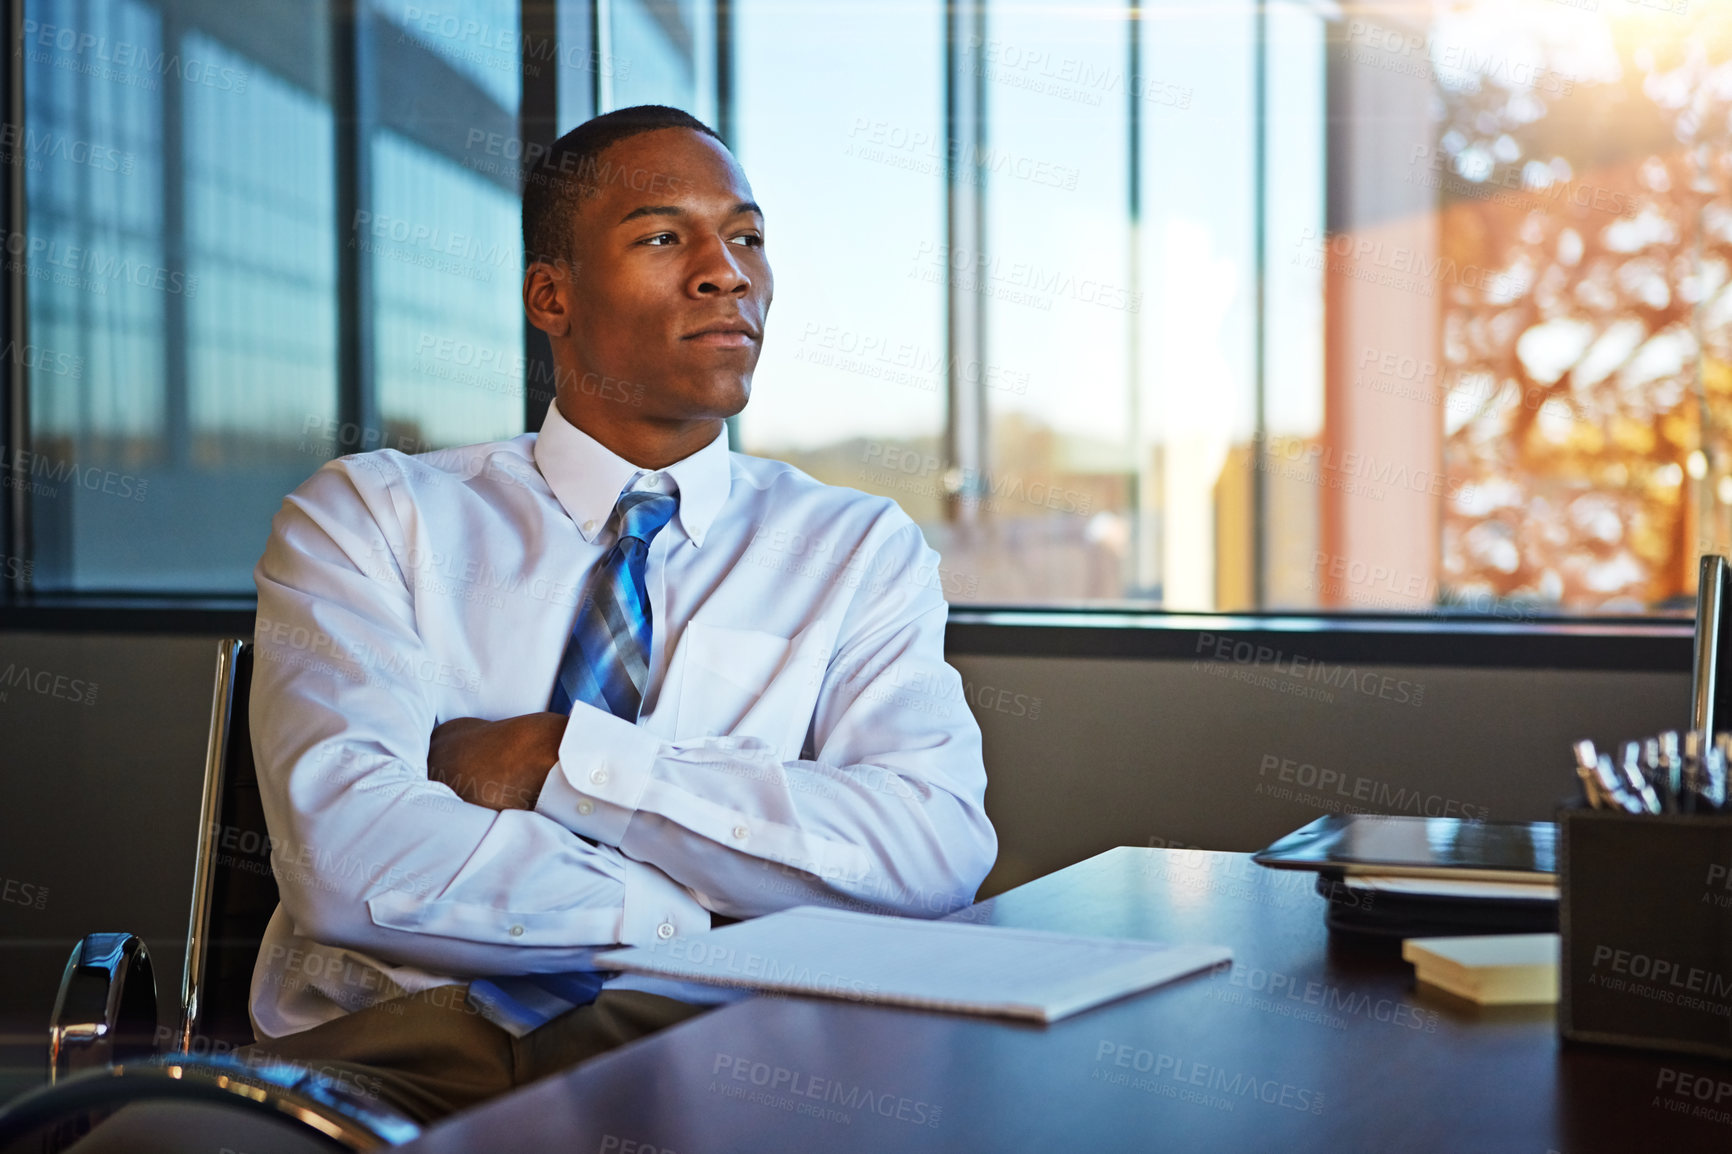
[178,639,278,1052]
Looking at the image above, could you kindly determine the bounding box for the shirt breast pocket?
[673,619,833,760]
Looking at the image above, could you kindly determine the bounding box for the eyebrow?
[617,201,763,226]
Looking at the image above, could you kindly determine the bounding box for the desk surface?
[400,849,1732,1153]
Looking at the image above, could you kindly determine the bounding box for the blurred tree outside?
[1437,2,1732,612]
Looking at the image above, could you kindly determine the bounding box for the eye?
[642,232,678,246]
[730,233,764,248]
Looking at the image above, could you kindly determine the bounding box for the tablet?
[1251,814,1556,883]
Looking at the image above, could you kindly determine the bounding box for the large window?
[6,0,1730,616]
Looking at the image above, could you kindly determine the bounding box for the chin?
[694,377,752,420]
[720,382,752,418]
[642,369,752,423]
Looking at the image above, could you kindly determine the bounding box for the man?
[241,105,996,1121]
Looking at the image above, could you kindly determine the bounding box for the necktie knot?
[615,489,677,546]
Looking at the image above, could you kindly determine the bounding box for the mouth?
[682,320,760,349]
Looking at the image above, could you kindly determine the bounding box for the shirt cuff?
[535,703,663,845]
[619,857,711,947]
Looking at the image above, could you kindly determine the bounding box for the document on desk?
[594,906,1232,1023]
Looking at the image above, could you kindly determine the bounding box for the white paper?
[595,905,1232,1023]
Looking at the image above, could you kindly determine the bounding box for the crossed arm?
[252,459,997,979]
[426,714,566,813]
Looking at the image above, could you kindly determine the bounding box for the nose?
[685,234,752,299]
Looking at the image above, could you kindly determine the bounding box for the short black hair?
[521,105,722,271]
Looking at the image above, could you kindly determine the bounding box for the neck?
[554,392,722,470]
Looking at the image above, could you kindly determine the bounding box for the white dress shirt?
[247,402,997,1040]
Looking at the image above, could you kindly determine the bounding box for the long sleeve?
[533,521,999,919]
[251,456,707,982]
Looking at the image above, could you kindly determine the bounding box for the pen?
[1684,731,1711,814]
[1573,740,1606,809]
[1594,753,1649,814]
[1707,749,1728,812]
[1641,738,1663,809]
[1617,742,1663,815]
[1660,731,1683,812]
[1712,735,1732,812]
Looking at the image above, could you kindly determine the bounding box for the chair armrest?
[0,1054,423,1151]
[48,933,161,1083]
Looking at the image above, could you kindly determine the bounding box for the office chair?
[0,640,420,1152]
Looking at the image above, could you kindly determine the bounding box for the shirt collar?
[533,402,731,548]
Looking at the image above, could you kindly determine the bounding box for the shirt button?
[576,800,595,817]
[509,925,524,937]
[656,922,675,940]
[590,767,610,785]
[581,519,598,535]
[732,825,749,841]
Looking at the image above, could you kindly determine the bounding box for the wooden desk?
[399,849,1732,1153]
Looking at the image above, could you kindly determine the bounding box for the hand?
[427,713,567,812]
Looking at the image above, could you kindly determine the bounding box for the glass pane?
[943,0,1137,604]
[23,0,335,591]
[365,0,523,452]
[1433,5,1721,615]
[370,130,524,449]
[605,0,715,123]
[1324,2,1730,617]
[186,31,337,468]
[1252,2,1326,612]
[373,0,520,109]
[731,0,946,529]
[556,1,599,131]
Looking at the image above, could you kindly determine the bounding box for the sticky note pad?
[1403,933,1560,1005]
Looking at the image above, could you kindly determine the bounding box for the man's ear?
[522,259,575,338]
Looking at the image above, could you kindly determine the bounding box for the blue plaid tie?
[467,487,678,1036]
[548,489,677,720]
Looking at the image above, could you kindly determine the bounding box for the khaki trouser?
[236,985,709,1123]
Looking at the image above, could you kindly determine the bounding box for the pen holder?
[1559,805,1732,1060]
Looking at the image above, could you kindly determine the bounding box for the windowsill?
[946,606,1694,671]
[0,594,1697,671]
[0,593,258,635]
